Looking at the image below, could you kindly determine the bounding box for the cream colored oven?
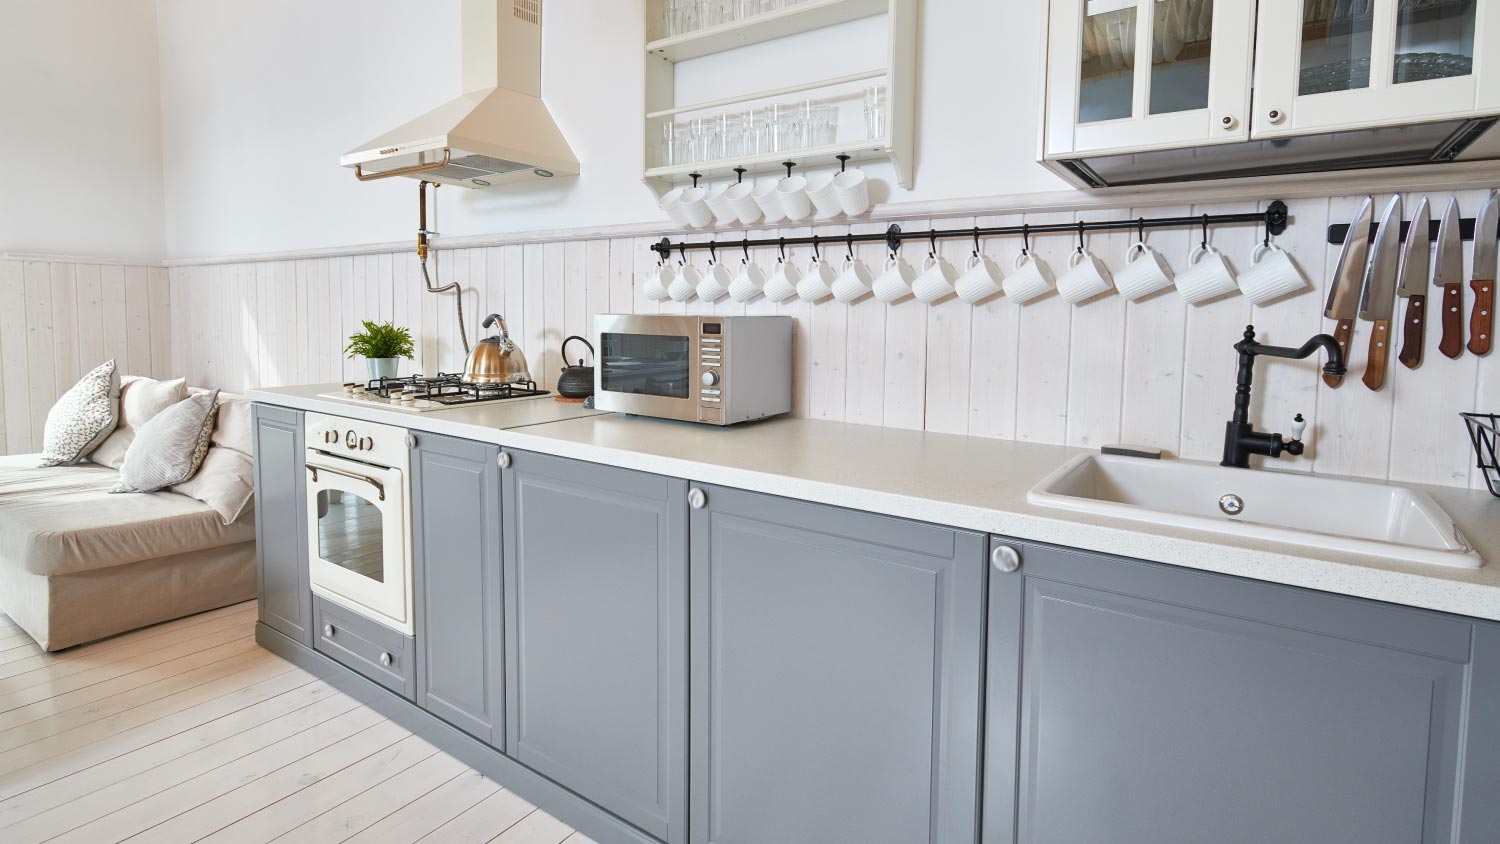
[304,413,413,635]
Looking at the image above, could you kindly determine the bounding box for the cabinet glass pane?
[318,490,384,583]
[1149,0,1213,115]
[1393,0,1476,85]
[1079,1,1138,123]
[1299,1,1374,95]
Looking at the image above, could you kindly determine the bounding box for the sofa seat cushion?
[0,454,255,577]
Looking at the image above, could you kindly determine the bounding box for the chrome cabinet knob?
[688,488,708,510]
[379,652,393,667]
[499,452,512,470]
[991,545,1021,574]
[323,623,335,638]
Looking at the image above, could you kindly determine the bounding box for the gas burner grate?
[362,373,549,405]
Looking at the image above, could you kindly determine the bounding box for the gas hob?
[316,374,552,413]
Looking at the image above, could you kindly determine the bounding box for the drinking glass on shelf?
[660,122,676,167]
[814,103,838,147]
[864,85,888,140]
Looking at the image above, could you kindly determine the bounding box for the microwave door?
[598,329,699,419]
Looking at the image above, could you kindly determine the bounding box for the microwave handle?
[306,463,386,501]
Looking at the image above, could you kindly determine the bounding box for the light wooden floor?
[0,601,592,844]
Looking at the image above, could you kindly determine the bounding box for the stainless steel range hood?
[340,0,579,188]
[1055,116,1500,189]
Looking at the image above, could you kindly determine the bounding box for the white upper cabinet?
[1252,0,1500,137]
[1045,0,1256,157]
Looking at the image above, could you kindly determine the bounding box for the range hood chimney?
[340,0,579,188]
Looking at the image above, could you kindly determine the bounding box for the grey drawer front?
[313,596,416,700]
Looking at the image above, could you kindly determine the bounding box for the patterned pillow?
[112,389,220,493]
[38,360,120,467]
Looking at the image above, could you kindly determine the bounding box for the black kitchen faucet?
[1222,325,1348,469]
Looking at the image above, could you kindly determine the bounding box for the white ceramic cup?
[834,170,871,216]
[1112,241,1175,301]
[725,182,761,225]
[660,188,692,228]
[752,182,785,224]
[955,254,1004,304]
[643,262,674,302]
[777,176,813,222]
[1237,243,1308,305]
[797,256,836,303]
[1056,249,1115,304]
[1175,245,1239,304]
[669,262,702,302]
[728,260,767,304]
[698,260,734,303]
[1003,252,1056,304]
[805,172,842,219]
[677,187,713,229]
[831,257,875,303]
[872,255,918,303]
[705,185,738,227]
[912,254,959,304]
[762,259,803,303]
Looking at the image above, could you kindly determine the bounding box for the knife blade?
[1435,196,1465,359]
[1396,195,1431,369]
[1358,196,1403,391]
[1324,196,1373,388]
[1468,191,1498,356]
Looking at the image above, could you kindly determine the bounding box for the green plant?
[344,320,415,360]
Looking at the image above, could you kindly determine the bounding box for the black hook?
[690,173,702,189]
[734,167,747,184]
[677,244,687,266]
[837,154,850,173]
[929,231,939,260]
[708,241,718,264]
[1021,224,1031,256]
[1136,217,1146,242]
[783,161,796,179]
[1075,221,1086,254]
[811,237,821,262]
[742,239,751,263]
[778,237,786,263]
[1201,214,1210,250]
[846,233,856,262]
[973,227,982,258]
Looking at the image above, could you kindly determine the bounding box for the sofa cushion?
[113,390,219,493]
[38,360,120,467]
[0,454,254,577]
[91,376,190,469]
[172,447,255,525]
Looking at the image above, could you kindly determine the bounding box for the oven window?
[317,490,384,582]
[601,333,691,399]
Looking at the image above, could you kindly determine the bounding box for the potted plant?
[345,320,415,380]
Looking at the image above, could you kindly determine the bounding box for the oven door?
[305,451,413,635]
[594,314,701,421]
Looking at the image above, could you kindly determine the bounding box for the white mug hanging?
[912,250,959,304]
[955,252,1004,305]
[643,259,674,302]
[872,252,918,303]
[762,252,803,303]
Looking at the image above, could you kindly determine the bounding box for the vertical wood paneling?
[49,263,79,392]
[124,266,151,377]
[809,224,851,421]
[844,221,889,425]
[925,219,974,435]
[1178,202,1257,461]
[100,265,129,376]
[1063,215,1128,448]
[75,264,104,375]
[148,266,171,380]
[1119,207,1189,452]
[1012,212,1073,443]
[0,261,28,453]
[23,261,56,448]
[541,241,566,390]
[967,213,1023,441]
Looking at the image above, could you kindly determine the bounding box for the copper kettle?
[464,314,532,385]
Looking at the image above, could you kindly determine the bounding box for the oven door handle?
[305,463,386,501]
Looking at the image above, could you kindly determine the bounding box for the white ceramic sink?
[1028,454,1481,569]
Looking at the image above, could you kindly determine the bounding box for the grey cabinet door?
[251,404,309,645]
[983,539,1500,844]
[502,450,688,844]
[689,484,985,844]
[411,432,504,746]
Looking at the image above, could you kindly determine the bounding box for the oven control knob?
[701,370,720,387]
[324,430,338,445]
[345,430,358,449]
[359,437,373,451]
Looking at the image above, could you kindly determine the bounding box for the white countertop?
[252,384,1500,622]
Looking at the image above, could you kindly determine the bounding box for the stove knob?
[345,430,358,449]
[359,437,373,451]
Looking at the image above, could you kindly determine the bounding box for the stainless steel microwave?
[593,315,792,426]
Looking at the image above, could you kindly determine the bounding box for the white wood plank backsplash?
[3,194,1495,491]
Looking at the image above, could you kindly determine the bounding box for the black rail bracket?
[1266,200,1289,237]
[886,224,902,254]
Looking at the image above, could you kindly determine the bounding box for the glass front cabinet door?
[1045,0,1257,157]
[1253,0,1499,137]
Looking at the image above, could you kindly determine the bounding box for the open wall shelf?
[647,0,890,62]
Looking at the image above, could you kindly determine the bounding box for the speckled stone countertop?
[252,384,1500,622]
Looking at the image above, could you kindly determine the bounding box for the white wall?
[155,0,1073,260]
[0,0,166,262]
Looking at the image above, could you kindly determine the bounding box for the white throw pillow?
[90,376,190,469]
[172,446,255,524]
[112,389,220,493]
[38,360,120,467]
[211,395,253,455]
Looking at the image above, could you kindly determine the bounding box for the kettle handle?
[561,335,595,368]
[482,314,510,339]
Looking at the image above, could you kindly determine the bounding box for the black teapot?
[557,335,595,399]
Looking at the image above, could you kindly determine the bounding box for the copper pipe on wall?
[417,181,470,354]
[354,148,452,182]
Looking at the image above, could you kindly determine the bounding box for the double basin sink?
[1028,454,1481,569]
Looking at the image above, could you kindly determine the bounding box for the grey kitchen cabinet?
[688,484,986,844]
[251,403,310,646]
[983,539,1500,844]
[410,431,505,746]
[502,449,689,844]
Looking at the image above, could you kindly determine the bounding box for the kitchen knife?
[1468,191,1498,356]
[1434,197,1465,360]
[1358,195,1403,391]
[1396,195,1431,369]
[1324,196,1374,388]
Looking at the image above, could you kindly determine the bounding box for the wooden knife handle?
[1362,319,1391,391]
[1440,283,1465,359]
[1324,319,1354,388]
[1399,294,1425,369]
[1469,279,1494,356]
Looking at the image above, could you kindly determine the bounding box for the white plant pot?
[366,357,400,380]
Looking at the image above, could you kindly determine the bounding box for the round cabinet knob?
[701,370,720,387]
[379,652,393,667]
[498,452,512,470]
[323,623,335,638]
[405,434,417,449]
[1220,115,1239,131]
[991,545,1021,574]
[688,488,708,510]
[1267,108,1286,125]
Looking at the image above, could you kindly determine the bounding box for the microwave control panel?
[699,322,724,425]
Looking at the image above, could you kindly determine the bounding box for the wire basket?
[1462,413,1500,498]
